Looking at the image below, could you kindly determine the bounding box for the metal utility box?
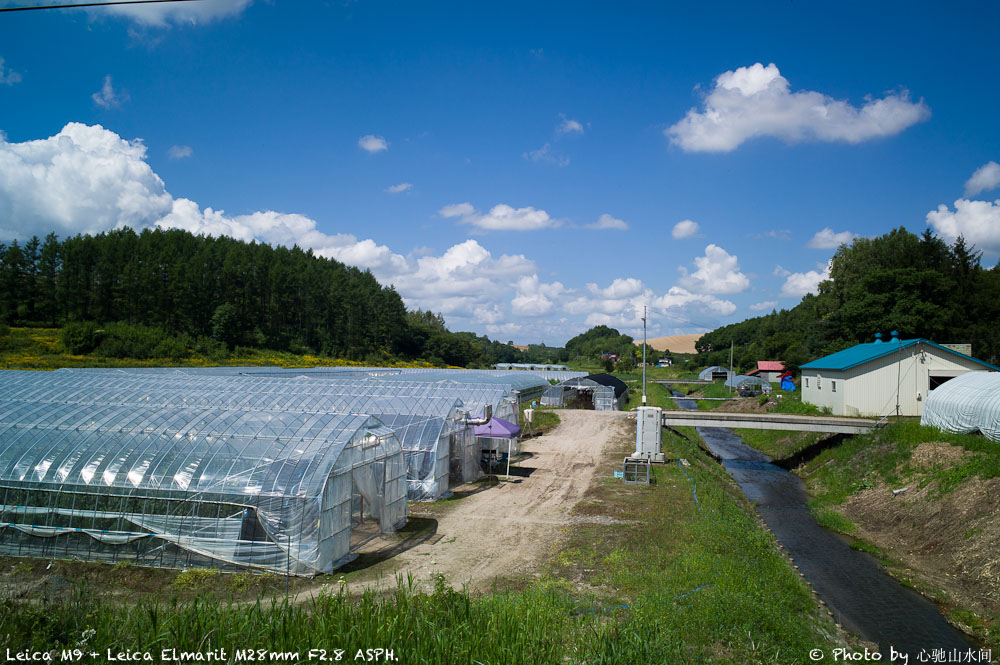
[623,457,651,485]
[635,406,665,462]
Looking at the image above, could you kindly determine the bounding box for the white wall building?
[800,334,998,417]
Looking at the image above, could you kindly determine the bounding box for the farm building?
[746,361,786,383]
[800,333,999,417]
[698,366,734,382]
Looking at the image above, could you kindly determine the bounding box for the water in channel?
[667,388,974,659]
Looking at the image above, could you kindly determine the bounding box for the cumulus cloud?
[781,262,831,298]
[439,202,560,232]
[965,162,1000,197]
[807,227,857,249]
[586,213,628,230]
[672,219,700,239]
[167,145,193,160]
[358,134,388,153]
[773,265,791,278]
[522,142,569,167]
[677,245,750,295]
[0,122,172,239]
[557,115,584,135]
[511,274,565,317]
[750,300,778,311]
[92,76,128,109]
[385,182,412,194]
[102,0,251,27]
[926,198,1000,255]
[666,62,930,152]
[0,58,21,86]
[563,277,734,336]
[753,229,791,240]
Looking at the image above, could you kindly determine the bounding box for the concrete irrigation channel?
[665,386,975,659]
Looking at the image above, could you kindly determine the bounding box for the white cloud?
[102,0,251,27]
[965,162,1000,197]
[773,265,791,278]
[926,198,1000,255]
[0,122,172,239]
[666,62,930,152]
[672,219,700,239]
[438,202,476,219]
[386,182,413,194]
[557,115,584,135]
[677,244,750,294]
[167,145,193,160]
[780,262,831,298]
[92,75,128,109]
[750,300,778,311]
[440,202,560,232]
[511,274,565,317]
[807,227,857,249]
[0,57,21,86]
[358,135,389,153]
[522,142,569,167]
[586,213,628,230]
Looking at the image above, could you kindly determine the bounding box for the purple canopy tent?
[474,417,521,478]
[473,417,521,438]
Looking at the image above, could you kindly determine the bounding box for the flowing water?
[668,388,974,659]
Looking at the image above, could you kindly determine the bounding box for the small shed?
[746,361,786,383]
[800,333,1000,417]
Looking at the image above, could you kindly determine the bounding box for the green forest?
[696,227,1000,372]
[0,227,563,367]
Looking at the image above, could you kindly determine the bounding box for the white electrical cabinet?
[634,406,665,463]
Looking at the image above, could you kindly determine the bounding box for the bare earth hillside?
[635,333,703,354]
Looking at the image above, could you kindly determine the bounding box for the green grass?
[802,421,998,506]
[735,429,828,461]
[807,500,856,534]
[557,427,837,663]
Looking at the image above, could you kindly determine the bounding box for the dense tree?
[0,226,567,366]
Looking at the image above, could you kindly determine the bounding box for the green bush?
[59,321,103,354]
[152,333,193,359]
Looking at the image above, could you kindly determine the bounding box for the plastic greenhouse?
[698,366,734,382]
[0,398,405,575]
[724,375,773,394]
[540,376,624,410]
[921,371,1000,441]
[0,372,479,501]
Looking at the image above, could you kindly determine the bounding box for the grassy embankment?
[0,421,841,663]
[0,327,441,370]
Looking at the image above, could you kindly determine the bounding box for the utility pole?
[729,339,734,394]
[641,306,647,405]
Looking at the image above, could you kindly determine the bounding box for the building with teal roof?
[799,332,999,417]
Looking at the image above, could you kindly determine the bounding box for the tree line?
[696,228,1000,372]
[0,227,566,366]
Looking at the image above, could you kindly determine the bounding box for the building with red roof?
[746,361,786,383]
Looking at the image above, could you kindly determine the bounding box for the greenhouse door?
[350,459,385,550]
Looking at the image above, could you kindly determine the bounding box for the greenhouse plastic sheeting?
[921,371,1000,440]
[724,375,773,394]
[541,378,621,410]
[0,374,477,502]
[0,399,406,575]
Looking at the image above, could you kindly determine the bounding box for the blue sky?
[2,1,1000,345]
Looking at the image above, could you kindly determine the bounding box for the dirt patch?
[306,410,630,598]
[837,442,1000,621]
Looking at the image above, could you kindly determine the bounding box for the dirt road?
[327,409,629,596]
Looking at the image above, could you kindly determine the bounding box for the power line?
[0,0,201,13]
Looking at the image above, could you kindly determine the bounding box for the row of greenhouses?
[0,367,550,576]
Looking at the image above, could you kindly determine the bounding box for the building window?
[804,378,809,388]
[832,380,837,392]
[817,376,822,390]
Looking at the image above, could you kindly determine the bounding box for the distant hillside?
[635,334,702,354]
